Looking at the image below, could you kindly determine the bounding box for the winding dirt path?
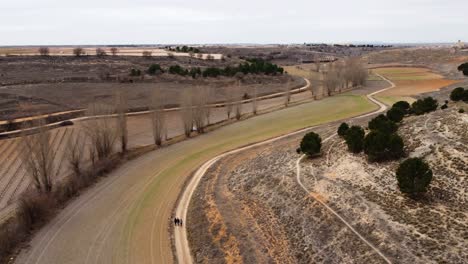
[174,74,395,263]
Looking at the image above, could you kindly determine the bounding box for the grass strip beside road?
[123,94,377,263]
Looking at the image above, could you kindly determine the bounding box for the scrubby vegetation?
[396,158,433,196]
[344,126,365,153]
[457,62,468,76]
[368,114,398,133]
[392,101,410,113]
[337,122,349,137]
[299,132,322,157]
[410,97,438,115]
[450,87,468,102]
[147,64,164,75]
[141,58,285,79]
[167,45,201,53]
[130,68,142,76]
[363,131,404,162]
[386,107,405,122]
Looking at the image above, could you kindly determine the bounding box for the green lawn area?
[375,95,416,106]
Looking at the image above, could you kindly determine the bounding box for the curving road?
[174,73,395,263]
[16,76,382,264]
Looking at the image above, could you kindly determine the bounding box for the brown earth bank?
[187,104,467,263]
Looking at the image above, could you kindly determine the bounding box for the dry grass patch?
[374,67,461,97]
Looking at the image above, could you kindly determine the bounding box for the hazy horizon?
[2,0,467,45]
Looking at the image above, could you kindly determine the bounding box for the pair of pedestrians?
[174,217,183,226]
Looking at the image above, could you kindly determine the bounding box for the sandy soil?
[187,104,467,263]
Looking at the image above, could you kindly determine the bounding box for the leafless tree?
[66,129,85,176]
[196,53,203,59]
[115,90,128,153]
[142,51,152,58]
[73,47,85,57]
[308,71,315,98]
[225,86,235,119]
[150,87,166,146]
[314,56,322,72]
[192,87,208,133]
[167,52,175,59]
[110,47,118,56]
[343,57,368,88]
[252,86,258,115]
[206,54,215,60]
[96,48,107,57]
[324,65,340,96]
[38,47,50,56]
[234,81,243,120]
[284,79,291,107]
[20,120,55,193]
[180,88,193,137]
[83,102,117,160]
[204,87,213,125]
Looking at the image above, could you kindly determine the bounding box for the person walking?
[180,218,183,226]
[174,217,179,226]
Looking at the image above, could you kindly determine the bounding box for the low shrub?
[386,107,405,122]
[450,87,464,101]
[396,158,433,195]
[411,97,438,115]
[130,68,141,76]
[344,126,365,153]
[364,131,404,162]
[441,104,448,110]
[459,108,465,113]
[337,122,349,137]
[392,101,410,112]
[368,114,398,133]
[300,132,322,157]
[147,64,164,75]
[18,193,56,231]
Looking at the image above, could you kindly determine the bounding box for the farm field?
[0,46,222,59]
[187,103,467,263]
[14,87,380,264]
[373,67,460,105]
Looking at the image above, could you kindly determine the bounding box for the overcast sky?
[1,0,467,45]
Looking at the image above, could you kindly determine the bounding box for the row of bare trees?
[322,57,368,96]
[18,76,302,194]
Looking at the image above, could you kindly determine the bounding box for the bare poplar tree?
[234,81,243,120]
[324,65,340,96]
[83,102,117,160]
[110,47,118,56]
[150,87,166,146]
[192,87,208,133]
[284,79,291,107]
[225,86,235,119]
[252,86,258,115]
[180,88,193,137]
[73,47,85,57]
[66,129,85,177]
[20,120,55,193]
[314,55,321,72]
[308,71,315,98]
[38,47,50,56]
[204,86,213,125]
[96,48,107,57]
[116,90,128,153]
